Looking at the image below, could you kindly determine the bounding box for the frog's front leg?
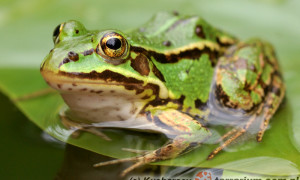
[59,109,111,141]
[94,109,211,177]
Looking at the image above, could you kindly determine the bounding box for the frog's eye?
[53,23,63,44]
[97,32,129,64]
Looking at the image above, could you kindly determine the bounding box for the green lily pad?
[1,0,300,177]
[0,64,299,176]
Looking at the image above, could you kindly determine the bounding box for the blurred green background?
[0,0,300,179]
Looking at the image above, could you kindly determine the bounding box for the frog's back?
[127,12,237,54]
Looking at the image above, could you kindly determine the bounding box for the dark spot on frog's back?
[195,25,205,39]
[195,99,207,110]
[130,54,150,76]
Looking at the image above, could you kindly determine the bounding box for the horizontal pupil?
[106,38,122,50]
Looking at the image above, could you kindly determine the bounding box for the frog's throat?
[41,70,165,100]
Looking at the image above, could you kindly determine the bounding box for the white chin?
[57,82,150,123]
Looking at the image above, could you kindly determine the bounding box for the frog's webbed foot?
[59,113,111,141]
[94,109,211,177]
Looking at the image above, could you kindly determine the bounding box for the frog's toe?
[81,127,111,141]
[94,156,146,177]
[70,129,81,138]
[70,127,111,140]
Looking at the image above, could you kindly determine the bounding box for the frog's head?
[41,20,168,104]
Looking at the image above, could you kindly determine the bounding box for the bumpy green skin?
[41,12,284,175]
[127,12,233,52]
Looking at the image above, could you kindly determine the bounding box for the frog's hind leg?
[208,76,284,159]
[208,39,285,159]
[257,74,285,142]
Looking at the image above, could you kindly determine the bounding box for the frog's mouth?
[41,69,160,100]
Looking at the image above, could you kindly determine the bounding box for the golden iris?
[98,32,128,60]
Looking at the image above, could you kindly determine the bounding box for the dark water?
[0,92,223,180]
[0,93,64,180]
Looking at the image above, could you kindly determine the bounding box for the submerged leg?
[94,109,211,177]
[60,111,111,141]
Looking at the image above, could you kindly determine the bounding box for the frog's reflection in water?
[55,144,223,180]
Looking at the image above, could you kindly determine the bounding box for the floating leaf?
[0,0,300,177]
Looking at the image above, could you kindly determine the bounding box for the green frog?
[40,12,285,176]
